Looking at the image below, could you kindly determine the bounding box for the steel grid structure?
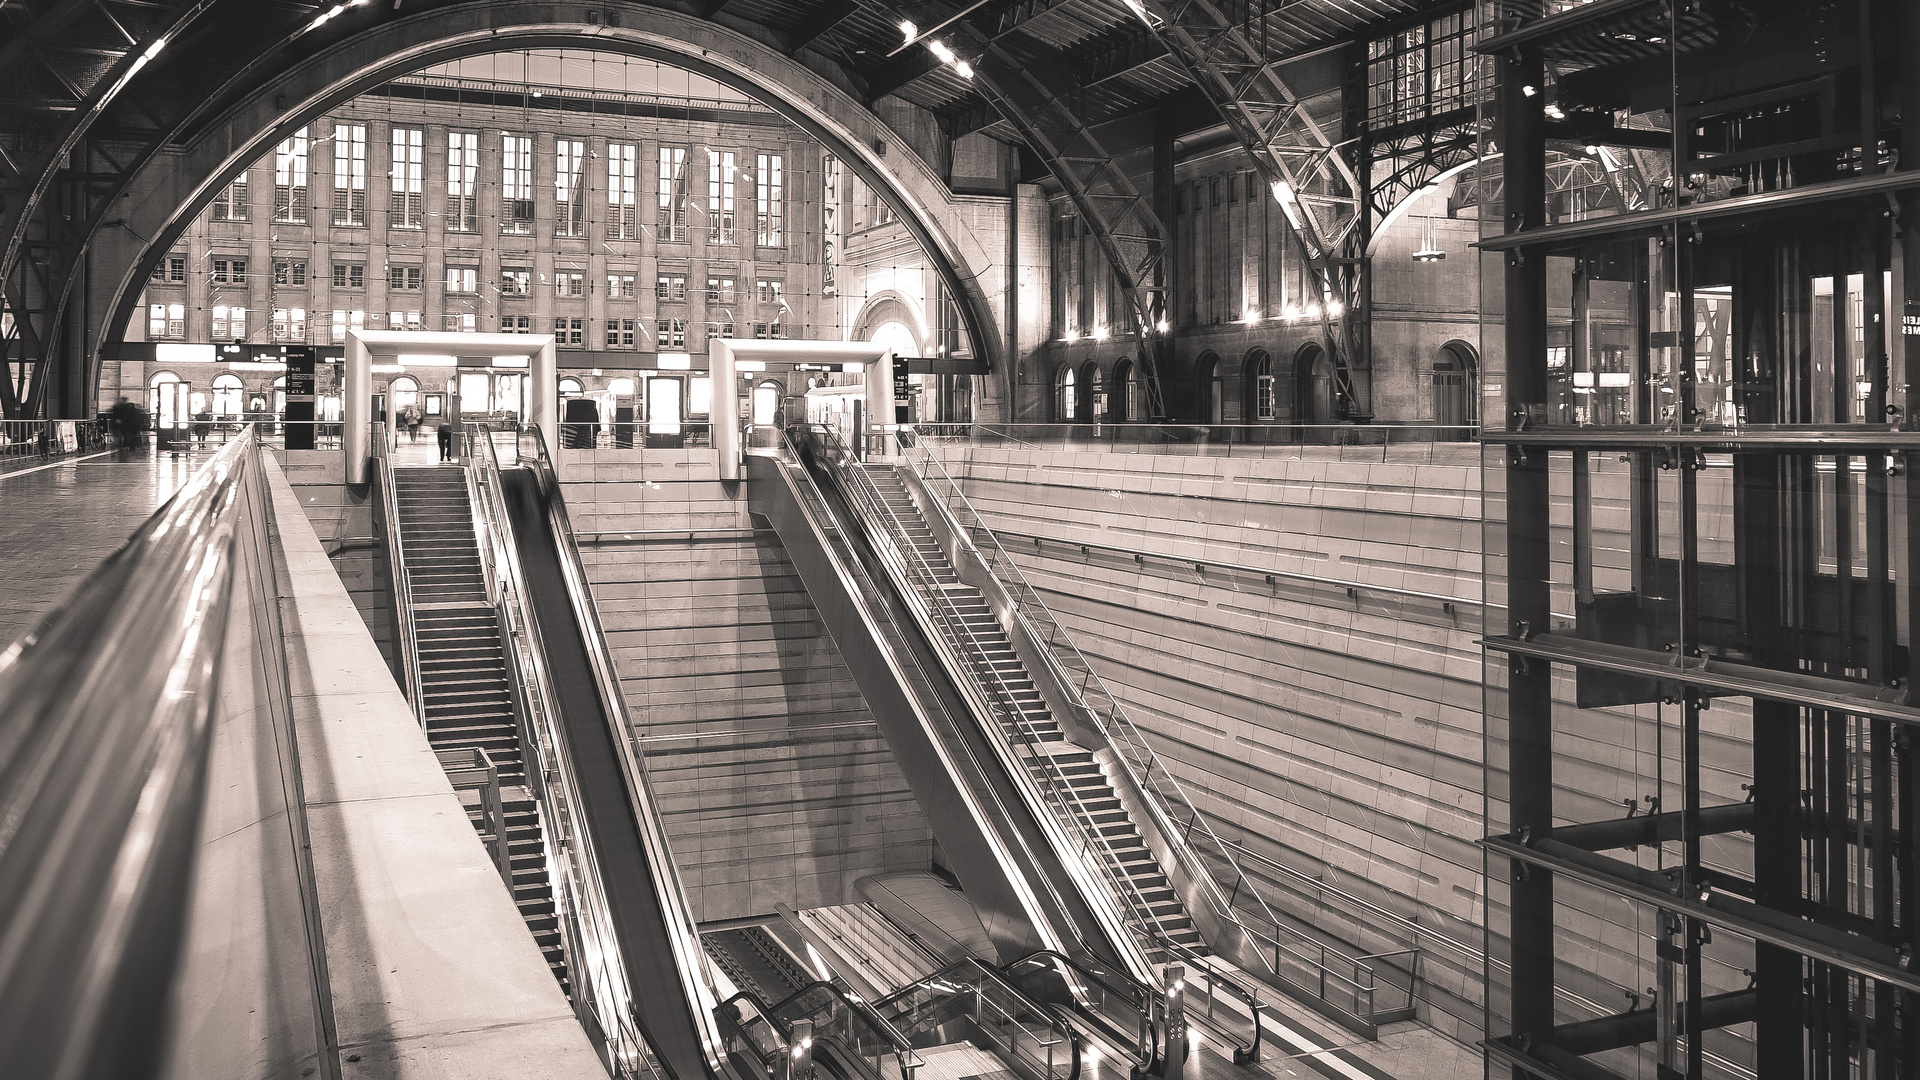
[1483,2,1920,1079]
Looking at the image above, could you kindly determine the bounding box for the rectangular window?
[1366,11,1479,127]
[388,265,420,290]
[709,149,736,243]
[455,313,476,333]
[502,268,530,295]
[658,146,687,242]
[273,307,306,341]
[709,320,734,343]
[151,256,187,284]
[656,274,687,300]
[658,317,686,349]
[446,267,477,294]
[555,272,584,297]
[273,260,307,287]
[388,127,423,228]
[607,273,636,298]
[274,128,309,223]
[753,322,768,339]
[1256,374,1277,420]
[211,305,247,340]
[755,152,783,246]
[212,259,247,285]
[607,142,638,240]
[446,132,478,232]
[756,279,782,305]
[331,309,366,343]
[148,303,185,338]
[707,277,737,303]
[502,314,531,333]
[502,134,533,234]
[212,173,249,221]
[606,318,636,348]
[387,310,422,331]
[332,263,365,289]
[555,139,586,237]
[558,316,584,346]
[332,123,367,225]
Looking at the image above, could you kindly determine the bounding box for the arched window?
[1110,359,1133,422]
[1056,364,1076,422]
[1245,349,1275,420]
[558,377,585,396]
[148,370,182,387]
[212,373,244,416]
[1079,362,1104,422]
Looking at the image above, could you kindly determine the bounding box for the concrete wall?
[944,442,1486,1040]
[559,448,934,923]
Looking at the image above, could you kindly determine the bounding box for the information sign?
[284,346,317,450]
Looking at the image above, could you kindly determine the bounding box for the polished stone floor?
[0,441,206,646]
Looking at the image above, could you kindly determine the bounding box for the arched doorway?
[1110,359,1133,422]
[1433,340,1479,440]
[1079,362,1105,423]
[1193,353,1222,426]
[1294,343,1332,441]
[148,371,188,447]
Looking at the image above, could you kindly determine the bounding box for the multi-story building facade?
[104,67,833,420]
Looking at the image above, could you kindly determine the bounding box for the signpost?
[284,346,317,449]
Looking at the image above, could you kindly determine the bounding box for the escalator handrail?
[0,431,332,1080]
[798,427,1169,984]
[720,988,916,1080]
[896,438,1271,1050]
[999,951,1158,1064]
[374,431,426,723]
[507,425,731,1077]
[468,430,670,1080]
[766,437,1076,963]
[872,958,1078,1057]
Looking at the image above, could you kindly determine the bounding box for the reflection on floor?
[0,441,202,645]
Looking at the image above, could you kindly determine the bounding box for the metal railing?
[912,422,1480,461]
[435,746,514,890]
[875,960,1075,1080]
[998,950,1159,1069]
[795,428,1229,1046]
[0,417,107,465]
[465,426,672,1080]
[899,433,1401,1036]
[0,429,338,1079]
[373,429,426,723]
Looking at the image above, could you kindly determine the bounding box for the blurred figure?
[109,397,140,461]
[192,408,213,449]
[437,418,453,462]
[403,403,422,442]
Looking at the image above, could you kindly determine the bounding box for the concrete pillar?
[865,349,894,458]
[344,334,371,483]
[712,339,740,481]
[532,339,557,465]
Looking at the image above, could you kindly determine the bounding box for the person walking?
[110,397,139,461]
[192,408,213,449]
[436,418,453,462]
[404,404,422,442]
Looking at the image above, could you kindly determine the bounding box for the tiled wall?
[560,449,933,923]
[945,442,1486,1040]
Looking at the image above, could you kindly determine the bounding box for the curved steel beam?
[39,4,1005,416]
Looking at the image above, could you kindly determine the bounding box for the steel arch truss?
[1123,0,1370,417]
[1366,119,1478,228]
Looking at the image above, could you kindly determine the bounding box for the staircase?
[860,465,1206,966]
[392,465,569,994]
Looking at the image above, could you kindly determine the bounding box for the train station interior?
[1,2,1915,1079]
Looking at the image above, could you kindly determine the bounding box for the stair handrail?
[803,430,1186,982]
[767,435,1087,971]
[892,438,1281,1045]
[871,958,1078,1080]
[900,437,1384,1032]
[507,424,736,1077]
[374,430,426,724]
[795,427,1188,996]
[998,950,1158,1067]
[466,428,671,1080]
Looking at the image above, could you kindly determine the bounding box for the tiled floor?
[0,444,206,646]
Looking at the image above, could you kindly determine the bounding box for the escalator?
[755,427,1265,1066]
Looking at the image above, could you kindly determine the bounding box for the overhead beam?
[786,0,860,55]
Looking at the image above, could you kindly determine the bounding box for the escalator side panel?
[499,470,714,1080]
[746,454,1045,965]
